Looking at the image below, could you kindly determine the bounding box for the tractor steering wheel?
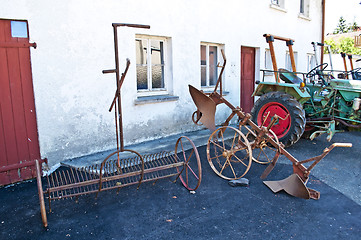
[350,67,361,73]
[350,67,361,80]
[306,63,328,78]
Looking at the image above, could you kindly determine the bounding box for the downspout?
[321,0,326,64]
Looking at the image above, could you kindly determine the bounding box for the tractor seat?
[278,68,303,84]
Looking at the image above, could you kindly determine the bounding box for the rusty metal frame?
[189,49,351,200]
[35,23,202,228]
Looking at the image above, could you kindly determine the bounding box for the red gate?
[0,19,45,186]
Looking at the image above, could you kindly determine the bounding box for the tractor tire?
[251,92,306,147]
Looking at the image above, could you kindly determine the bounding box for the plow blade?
[189,85,217,131]
[263,174,311,199]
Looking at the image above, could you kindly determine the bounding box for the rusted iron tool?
[189,49,351,200]
[35,23,202,228]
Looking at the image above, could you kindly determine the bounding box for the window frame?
[200,42,225,89]
[285,50,298,72]
[270,0,285,9]
[135,34,169,96]
[299,0,310,18]
[264,48,274,76]
[307,53,316,73]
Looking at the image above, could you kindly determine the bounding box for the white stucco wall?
[1,0,323,166]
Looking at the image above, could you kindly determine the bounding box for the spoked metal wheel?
[239,125,280,165]
[175,136,202,191]
[207,126,252,180]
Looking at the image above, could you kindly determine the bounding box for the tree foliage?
[325,37,361,55]
[333,16,360,34]
[333,16,348,34]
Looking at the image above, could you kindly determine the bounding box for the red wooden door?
[240,46,255,113]
[0,19,42,186]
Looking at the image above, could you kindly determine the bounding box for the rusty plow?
[263,143,352,199]
[188,49,352,200]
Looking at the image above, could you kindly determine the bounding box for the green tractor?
[251,34,361,147]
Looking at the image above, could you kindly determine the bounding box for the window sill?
[269,4,287,13]
[134,95,179,105]
[201,89,229,96]
[298,14,311,21]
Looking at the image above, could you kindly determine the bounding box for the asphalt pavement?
[0,130,360,240]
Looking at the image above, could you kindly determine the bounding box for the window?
[285,51,298,72]
[11,21,28,38]
[200,43,224,87]
[136,36,168,94]
[264,49,274,76]
[270,0,285,8]
[299,0,310,17]
[264,49,273,69]
[307,53,316,72]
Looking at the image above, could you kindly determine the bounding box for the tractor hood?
[252,82,311,104]
[330,79,361,101]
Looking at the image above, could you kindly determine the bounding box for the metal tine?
[124,157,131,172]
[56,170,66,200]
[159,152,168,166]
[65,169,75,196]
[149,153,156,166]
[159,152,167,166]
[121,158,131,184]
[165,152,173,164]
[129,157,136,184]
[166,154,176,167]
[135,155,143,182]
[150,155,161,179]
[143,155,152,169]
[112,159,117,176]
[73,167,84,194]
[91,165,98,190]
[82,167,91,193]
[62,170,72,199]
[148,154,160,178]
[83,166,93,192]
[159,152,167,164]
[49,174,56,199]
[105,162,111,189]
[112,159,118,174]
[58,170,66,200]
[148,154,158,168]
[79,167,90,193]
[114,159,122,175]
[129,156,138,173]
[46,174,53,212]
[53,171,60,199]
[88,165,95,191]
[123,157,130,174]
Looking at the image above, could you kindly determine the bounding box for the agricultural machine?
[189,48,351,201]
[340,52,361,80]
[35,23,202,227]
[251,34,361,147]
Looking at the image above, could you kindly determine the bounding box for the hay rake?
[189,49,351,200]
[35,23,201,228]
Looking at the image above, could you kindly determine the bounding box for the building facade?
[1,0,323,171]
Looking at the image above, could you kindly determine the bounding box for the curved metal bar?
[98,149,145,192]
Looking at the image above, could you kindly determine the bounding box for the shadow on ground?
[1,142,360,240]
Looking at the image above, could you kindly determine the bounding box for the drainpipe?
[321,0,326,64]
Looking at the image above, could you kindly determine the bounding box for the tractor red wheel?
[251,92,306,147]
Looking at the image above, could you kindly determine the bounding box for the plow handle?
[331,143,352,148]
[328,143,352,151]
